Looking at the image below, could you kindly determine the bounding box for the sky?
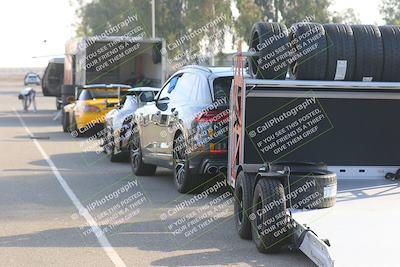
[0,0,384,68]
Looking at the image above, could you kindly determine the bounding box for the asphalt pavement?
[0,80,314,266]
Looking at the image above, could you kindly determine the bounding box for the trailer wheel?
[251,178,289,253]
[289,23,327,80]
[234,171,254,240]
[323,24,356,81]
[248,22,289,79]
[378,25,400,82]
[289,170,337,209]
[351,25,383,81]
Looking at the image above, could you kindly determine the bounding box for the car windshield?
[82,89,128,99]
[213,77,232,102]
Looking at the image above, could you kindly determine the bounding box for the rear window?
[213,77,232,102]
[79,89,127,100]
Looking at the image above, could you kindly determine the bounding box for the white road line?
[14,109,126,267]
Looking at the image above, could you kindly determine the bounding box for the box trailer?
[59,36,167,106]
[227,50,400,267]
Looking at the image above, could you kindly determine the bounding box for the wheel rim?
[173,137,186,186]
[105,129,114,155]
[130,131,140,169]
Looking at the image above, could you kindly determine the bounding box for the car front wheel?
[129,128,156,176]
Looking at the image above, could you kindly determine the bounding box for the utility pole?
[152,0,155,38]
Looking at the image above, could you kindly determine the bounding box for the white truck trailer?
[56,36,167,107]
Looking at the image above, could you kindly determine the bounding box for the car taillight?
[209,143,228,155]
[195,110,228,123]
[83,105,100,113]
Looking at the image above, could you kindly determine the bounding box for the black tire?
[289,170,337,209]
[351,25,383,81]
[173,133,200,193]
[62,111,69,133]
[271,161,327,172]
[378,25,400,82]
[251,178,290,253]
[70,116,83,137]
[129,128,157,176]
[106,127,123,162]
[323,24,356,81]
[234,171,254,240]
[248,22,289,79]
[289,23,327,80]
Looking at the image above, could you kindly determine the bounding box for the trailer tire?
[378,25,400,82]
[234,172,254,240]
[323,24,355,81]
[289,23,327,80]
[248,22,289,80]
[351,25,383,81]
[251,178,290,253]
[289,170,337,209]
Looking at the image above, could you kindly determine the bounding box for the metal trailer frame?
[227,49,400,267]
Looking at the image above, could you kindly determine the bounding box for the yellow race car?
[62,84,131,137]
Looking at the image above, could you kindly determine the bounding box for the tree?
[234,0,333,43]
[380,0,400,25]
[331,8,361,24]
[74,0,231,59]
[235,0,262,43]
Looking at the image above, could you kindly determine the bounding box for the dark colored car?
[129,66,233,193]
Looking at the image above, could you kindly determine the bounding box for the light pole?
[152,0,155,38]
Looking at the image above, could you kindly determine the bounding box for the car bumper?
[187,151,228,176]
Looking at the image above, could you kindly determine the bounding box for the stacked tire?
[379,25,400,82]
[248,21,400,82]
[248,22,290,80]
[288,23,328,80]
[351,25,383,81]
[324,24,355,81]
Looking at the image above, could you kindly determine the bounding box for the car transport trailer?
[227,50,400,267]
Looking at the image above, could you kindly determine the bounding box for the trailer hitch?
[291,221,335,267]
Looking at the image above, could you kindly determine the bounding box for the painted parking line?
[14,109,126,267]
